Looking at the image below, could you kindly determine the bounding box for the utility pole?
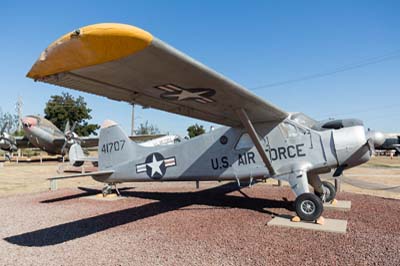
[16,96,23,132]
[15,96,23,159]
[131,103,135,136]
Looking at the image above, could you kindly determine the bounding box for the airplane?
[26,23,383,221]
[0,123,18,152]
[374,133,400,155]
[0,115,98,155]
[140,135,182,147]
[0,115,168,156]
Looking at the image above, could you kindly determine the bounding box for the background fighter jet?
[0,115,169,156]
[0,115,98,155]
[27,23,384,222]
[20,115,98,155]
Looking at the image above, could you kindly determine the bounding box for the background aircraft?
[0,115,169,155]
[375,133,400,155]
[0,123,18,152]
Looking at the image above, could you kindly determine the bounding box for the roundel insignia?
[136,152,177,179]
[145,152,166,179]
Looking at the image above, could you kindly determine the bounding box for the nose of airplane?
[21,116,37,129]
[366,130,385,148]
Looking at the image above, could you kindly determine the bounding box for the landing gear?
[315,181,336,203]
[102,183,121,197]
[295,193,323,221]
[73,161,84,167]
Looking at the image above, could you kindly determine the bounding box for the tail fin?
[69,143,86,166]
[98,120,137,170]
[69,143,97,167]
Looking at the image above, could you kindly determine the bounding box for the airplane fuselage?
[98,119,370,185]
[22,116,65,154]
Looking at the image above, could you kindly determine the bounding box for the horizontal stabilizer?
[49,170,114,180]
[69,143,98,166]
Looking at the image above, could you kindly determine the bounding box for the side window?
[235,133,253,150]
[282,122,298,138]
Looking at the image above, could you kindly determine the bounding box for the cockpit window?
[290,112,317,128]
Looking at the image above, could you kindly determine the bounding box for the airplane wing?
[14,136,32,149]
[27,23,288,127]
[129,134,166,143]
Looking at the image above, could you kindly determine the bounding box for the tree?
[135,120,160,135]
[44,92,99,136]
[0,109,19,134]
[187,124,205,138]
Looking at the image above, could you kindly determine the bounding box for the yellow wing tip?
[27,23,153,79]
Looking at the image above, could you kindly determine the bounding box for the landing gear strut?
[102,183,121,197]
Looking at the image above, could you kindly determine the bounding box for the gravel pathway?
[0,182,399,265]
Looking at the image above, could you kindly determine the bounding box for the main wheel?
[295,193,323,221]
[315,181,336,203]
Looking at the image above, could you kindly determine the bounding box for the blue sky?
[1,1,399,136]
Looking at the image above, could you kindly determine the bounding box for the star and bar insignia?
[136,152,176,179]
[156,84,215,104]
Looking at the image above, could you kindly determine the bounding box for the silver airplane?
[0,115,167,156]
[0,115,98,155]
[375,133,400,155]
[26,23,383,221]
[0,123,18,152]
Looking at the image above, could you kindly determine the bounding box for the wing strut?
[236,108,275,176]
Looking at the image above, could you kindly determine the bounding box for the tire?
[314,181,336,203]
[322,181,336,202]
[295,193,323,221]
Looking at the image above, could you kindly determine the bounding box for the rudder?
[98,120,137,170]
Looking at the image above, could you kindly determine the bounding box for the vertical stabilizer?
[98,120,136,170]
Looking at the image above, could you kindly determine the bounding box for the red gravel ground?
[0,181,399,265]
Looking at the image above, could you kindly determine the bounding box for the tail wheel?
[315,181,336,203]
[322,181,336,202]
[295,193,323,221]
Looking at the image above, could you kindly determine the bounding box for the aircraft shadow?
[4,183,293,247]
[40,187,134,203]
